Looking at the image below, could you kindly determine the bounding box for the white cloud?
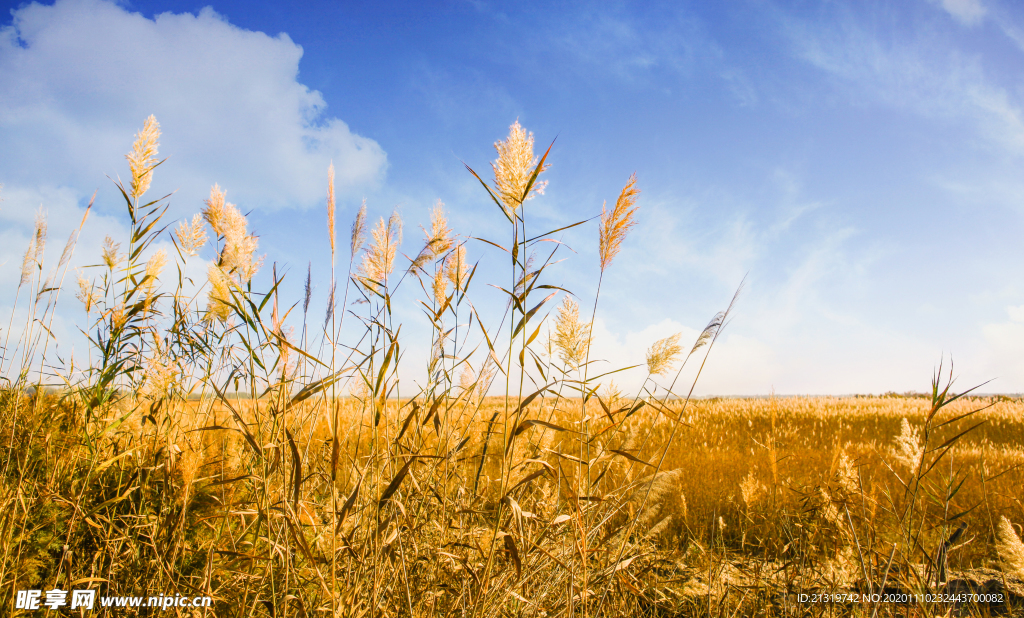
[0,0,386,214]
[931,0,987,26]
[781,6,1024,155]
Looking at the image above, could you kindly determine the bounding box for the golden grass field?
[2,117,1024,617]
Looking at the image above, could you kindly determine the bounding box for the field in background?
[4,391,1024,616]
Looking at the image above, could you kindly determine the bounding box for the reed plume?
[351,199,368,260]
[126,115,160,200]
[19,235,36,287]
[492,120,549,214]
[204,189,262,283]
[426,200,452,258]
[360,210,402,284]
[202,184,227,236]
[175,214,208,256]
[446,244,468,291]
[646,333,681,376]
[599,173,640,272]
[553,296,591,368]
[996,516,1024,577]
[205,265,233,323]
[101,236,122,270]
[432,265,448,306]
[143,249,167,306]
[75,271,98,315]
[893,418,924,472]
[327,162,336,261]
[303,262,313,315]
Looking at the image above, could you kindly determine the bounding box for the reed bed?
[1,117,1023,617]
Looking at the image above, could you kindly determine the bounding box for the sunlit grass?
[1,118,1022,617]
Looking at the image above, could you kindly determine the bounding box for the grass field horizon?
[3,117,1024,617]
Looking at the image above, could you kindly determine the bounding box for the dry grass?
[2,117,1022,618]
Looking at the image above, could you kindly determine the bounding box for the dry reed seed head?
[893,417,924,471]
[109,302,127,331]
[601,380,622,406]
[424,199,453,257]
[144,249,167,284]
[57,230,76,268]
[350,199,367,259]
[599,173,640,271]
[553,296,592,368]
[327,162,336,259]
[640,468,687,535]
[491,119,550,214]
[126,115,161,199]
[996,516,1024,577]
[445,244,469,290]
[303,262,312,314]
[646,333,682,376]
[432,264,448,306]
[19,235,36,287]
[739,469,767,508]
[459,364,475,395]
[33,207,47,265]
[140,349,178,400]
[101,235,122,270]
[202,184,228,236]
[835,451,859,494]
[359,210,402,284]
[75,271,101,315]
[217,203,263,282]
[204,265,233,323]
[175,214,208,257]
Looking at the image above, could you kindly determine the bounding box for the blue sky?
[1,0,1023,394]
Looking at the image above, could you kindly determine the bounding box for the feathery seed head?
[446,244,469,291]
[553,296,592,368]
[126,115,161,199]
[75,271,99,315]
[646,333,682,376]
[893,418,924,472]
[101,236,122,270]
[996,516,1024,577]
[360,210,402,285]
[140,350,177,400]
[109,302,127,331]
[303,262,313,315]
[19,235,36,287]
[599,173,640,271]
[492,120,550,214]
[327,162,336,260]
[33,207,47,265]
[202,184,228,236]
[205,265,233,323]
[432,264,448,306]
[214,202,262,282]
[176,214,208,257]
[350,199,368,259]
[145,249,167,281]
[425,200,453,257]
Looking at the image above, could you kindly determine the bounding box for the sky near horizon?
[1,0,1023,395]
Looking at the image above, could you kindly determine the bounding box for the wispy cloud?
[779,3,1024,155]
[929,0,988,26]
